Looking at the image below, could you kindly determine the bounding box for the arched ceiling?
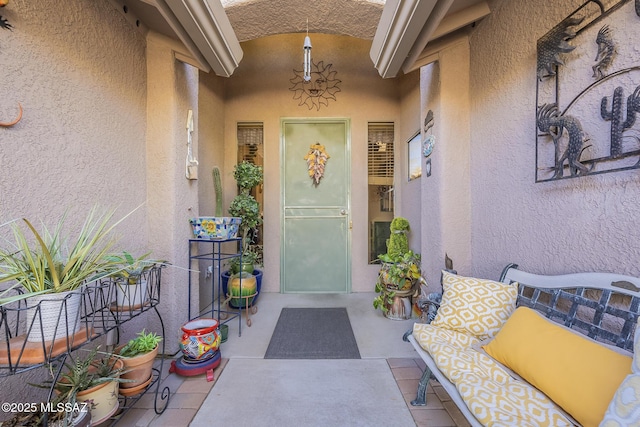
[112,0,490,77]
[220,0,385,41]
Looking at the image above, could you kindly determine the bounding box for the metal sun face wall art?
[290,60,341,111]
[535,0,640,182]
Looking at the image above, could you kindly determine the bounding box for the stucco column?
[146,32,200,353]
[420,38,472,291]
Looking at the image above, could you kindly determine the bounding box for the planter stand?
[383,287,417,320]
[169,350,221,382]
[0,266,172,424]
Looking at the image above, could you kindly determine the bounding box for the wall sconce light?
[303,20,312,82]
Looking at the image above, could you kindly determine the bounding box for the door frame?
[280,117,352,293]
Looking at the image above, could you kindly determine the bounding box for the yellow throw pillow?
[430,271,518,340]
[600,317,640,427]
[483,307,632,427]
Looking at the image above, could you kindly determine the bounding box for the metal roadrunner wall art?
[535,0,640,182]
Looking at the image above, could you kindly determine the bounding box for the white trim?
[155,0,243,76]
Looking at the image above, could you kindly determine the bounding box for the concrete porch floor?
[106,293,470,426]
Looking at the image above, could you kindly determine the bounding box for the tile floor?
[101,293,470,427]
[109,356,469,427]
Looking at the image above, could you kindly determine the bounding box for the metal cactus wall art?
[535,0,640,182]
[601,85,640,157]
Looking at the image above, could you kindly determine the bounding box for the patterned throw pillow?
[431,271,518,340]
[600,317,640,427]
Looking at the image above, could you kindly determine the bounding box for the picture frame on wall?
[408,131,421,181]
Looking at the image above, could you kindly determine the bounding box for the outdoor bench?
[403,263,640,427]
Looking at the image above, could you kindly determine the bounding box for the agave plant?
[0,206,137,304]
[31,346,130,426]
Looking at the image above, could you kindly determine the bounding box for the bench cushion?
[483,307,632,427]
[413,322,574,426]
[431,271,518,340]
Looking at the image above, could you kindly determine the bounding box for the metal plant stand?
[187,238,244,336]
[0,265,171,426]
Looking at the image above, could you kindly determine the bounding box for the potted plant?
[0,207,126,342]
[115,329,162,395]
[373,217,422,320]
[223,161,264,307]
[0,392,91,427]
[228,160,263,273]
[107,251,163,310]
[37,346,129,426]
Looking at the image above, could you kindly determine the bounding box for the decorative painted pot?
[58,358,123,426]
[76,376,120,425]
[189,217,241,240]
[228,272,257,308]
[179,318,220,361]
[222,269,262,309]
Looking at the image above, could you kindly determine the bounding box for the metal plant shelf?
[0,265,171,424]
[188,237,246,336]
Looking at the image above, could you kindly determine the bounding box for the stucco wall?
[468,0,640,279]
[145,33,201,353]
[419,39,473,290]
[398,71,422,254]
[213,34,413,293]
[0,0,148,410]
[0,0,147,240]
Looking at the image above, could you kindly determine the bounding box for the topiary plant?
[233,161,263,195]
[386,217,410,260]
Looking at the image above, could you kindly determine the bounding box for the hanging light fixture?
[303,19,312,82]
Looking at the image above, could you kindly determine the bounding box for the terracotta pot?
[116,344,158,389]
[119,375,152,397]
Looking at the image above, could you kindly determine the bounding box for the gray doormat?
[264,307,361,359]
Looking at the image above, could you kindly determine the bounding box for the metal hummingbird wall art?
[535,0,640,182]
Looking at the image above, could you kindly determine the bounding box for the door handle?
[340,209,347,215]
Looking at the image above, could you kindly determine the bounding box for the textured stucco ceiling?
[221,0,386,41]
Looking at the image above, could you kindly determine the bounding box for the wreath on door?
[304,143,330,185]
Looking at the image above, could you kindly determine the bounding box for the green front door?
[281,118,351,293]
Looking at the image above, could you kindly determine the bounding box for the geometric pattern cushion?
[413,322,481,351]
[416,323,574,426]
[600,317,640,427]
[431,271,518,340]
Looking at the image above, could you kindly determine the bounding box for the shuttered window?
[368,122,394,185]
[237,122,263,164]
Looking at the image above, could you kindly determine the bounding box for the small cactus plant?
[212,167,223,217]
